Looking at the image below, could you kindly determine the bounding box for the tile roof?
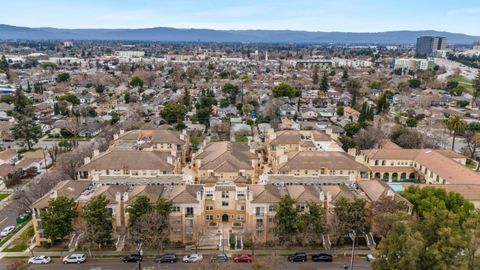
[79,150,175,171]
[278,151,370,172]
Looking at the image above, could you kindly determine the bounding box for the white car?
[63,254,86,264]
[182,254,203,263]
[28,256,51,264]
[366,254,376,261]
[0,226,15,237]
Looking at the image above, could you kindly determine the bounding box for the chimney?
[93,149,100,157]
[196,191,202,201]
[171,149,177,157]
[120,129,125,135]
[326,191,332,203]
[115,192,122,203]
[123,192,129,203]
[113,134,119,140]
[51,190,58,199]
[347,148,357,157]
[84,157,91,165]
[167,156,173,165]
[319,191,325,201]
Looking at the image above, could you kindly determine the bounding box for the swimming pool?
[388,183,404,192]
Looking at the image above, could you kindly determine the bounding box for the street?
[0,256,372,270]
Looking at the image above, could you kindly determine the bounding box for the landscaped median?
[0,192,10,201]
[0,219,32,252]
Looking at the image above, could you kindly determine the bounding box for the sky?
[2,0,480,35]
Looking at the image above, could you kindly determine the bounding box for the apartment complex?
[265,129,343,163]
[30,129,408,248]
[350,142,478,185]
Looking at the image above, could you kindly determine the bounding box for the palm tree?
[446,115,466,150]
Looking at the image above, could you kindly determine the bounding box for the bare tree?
[354,125,385,150]
[128,212,169,251]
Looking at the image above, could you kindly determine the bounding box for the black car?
[155,253,177,263]
[312,253,333,262]
[122,254,142,263]
[211,253,229,262]
[288,252,307,262]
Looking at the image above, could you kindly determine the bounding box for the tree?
[405,117,417,127]
[464,130,480,159]
[160,103,187,124]
[11,117,42,151]
[127,196,153,227]
[344,121,361,137]
[222,83,239,104]
[372,219,424,270]
[56,72,70,83]
[274,196,302,244]
[338,135,355,151]
[13,87,33,118]
[129,76,144,88]
[346,79,361,94]
[446,115,466,150]
[312,65,319,85]
[0,55,9,73]
[319,73,329,92]
[353,125,385,150]
[408,78,421,88]
[272,83,300,98]
[124,93,130,103]
[57,93,80,105]
[109,111,120,125]
[336,105,344,117]
[42,197,77,242]
[333,197,367,244]
[473,70,480,106]
[341,67,349,81]
[300,202,325,245]
[95,84,105,95]
[83,195,112,248]
[376,93,390,114]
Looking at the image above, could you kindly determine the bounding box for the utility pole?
[349,231,357,270]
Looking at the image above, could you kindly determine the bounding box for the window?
[206,205,213,211]
[268,205,275,212]
[172,206,180,212]
[255,207,265,217]
[206,215,214,221]
[237,214,245,221]
[222,201,229,207]
[221,191,229,198]
[185,207,194,217]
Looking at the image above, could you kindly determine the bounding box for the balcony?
[185,213,194,218]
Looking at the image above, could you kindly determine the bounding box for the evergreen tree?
[83,195,113,248]
[320,73,329,92]
[42,197,77,242]
[274,196,302,244]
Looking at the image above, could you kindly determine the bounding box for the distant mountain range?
[0,24,479,44]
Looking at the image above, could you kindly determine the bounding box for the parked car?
[233,253,253,263]
[155,253,177,263]
[122,254,142,263]
[288,252,307,262]
[211,253,229,262]
[182,254,203,263]
[312,253,333,262]
[28,256,51,264]
[366,254,376,261]
[62,254,86,264]
[0,226,15,237]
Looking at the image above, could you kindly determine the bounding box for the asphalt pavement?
[0,256,372,270]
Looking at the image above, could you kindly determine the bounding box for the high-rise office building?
[415,36,447,57]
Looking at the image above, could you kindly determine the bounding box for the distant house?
[279,104,296,117]
[79,122,103,137]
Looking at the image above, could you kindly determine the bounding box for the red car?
[233,253,253,263]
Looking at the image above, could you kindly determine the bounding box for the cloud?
[448,8,480,15]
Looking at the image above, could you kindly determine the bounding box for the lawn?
[0,192,10,201]
[0,220,32,250]
[452,75,474,93]
[3,226,34,253]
